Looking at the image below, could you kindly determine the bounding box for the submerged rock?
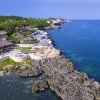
[32,80,49,93]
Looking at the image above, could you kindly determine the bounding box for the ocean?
[0,20,100,100]
[0,73,60,100]
[47,20,100,82]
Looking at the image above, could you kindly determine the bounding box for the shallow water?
[0,73,60,100]
[47,20,100,82]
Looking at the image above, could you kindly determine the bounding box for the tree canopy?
[0,16,50,43]
[0,16,49,35]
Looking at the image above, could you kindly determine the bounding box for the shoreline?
[31,30,100,100]
[32,55,100,100]
[0,26,100,99]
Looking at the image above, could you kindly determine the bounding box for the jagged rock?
[0,65,24,76]
[0,51,100,100]
[0,65,43,77]
[32,80,49,93]
[1,65,15,75]
[19,66,43,77]
[32,56,100,100]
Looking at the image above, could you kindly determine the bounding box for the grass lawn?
[20,47,31,53]
[0,59,33,70]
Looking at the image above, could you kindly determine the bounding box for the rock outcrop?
[32,79,49,93]
[19,66,43,77]
[0,65,20,75]
[32,56,100,100]
[0,65,43,77]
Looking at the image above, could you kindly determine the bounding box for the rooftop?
[0,31,7,36]
[0,41,12,48]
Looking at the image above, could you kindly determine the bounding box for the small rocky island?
[0,16,100,100]
[32,79,49,93]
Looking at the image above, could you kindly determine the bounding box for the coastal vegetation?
[0,16,100,100]
[0,16,49,31]
[20,47,31,53]
[7,33,20,43]
[0,59,32,69]
[0,16,50,43]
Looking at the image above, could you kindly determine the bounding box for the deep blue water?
[47,20,100,82]
[0,20,100,100]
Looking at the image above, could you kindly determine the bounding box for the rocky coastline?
[32,79,49,93]
[0,28,100,100]
[1,54,100,99]
[32,55,100,100]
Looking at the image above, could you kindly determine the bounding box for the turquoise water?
[47,20,100,82]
